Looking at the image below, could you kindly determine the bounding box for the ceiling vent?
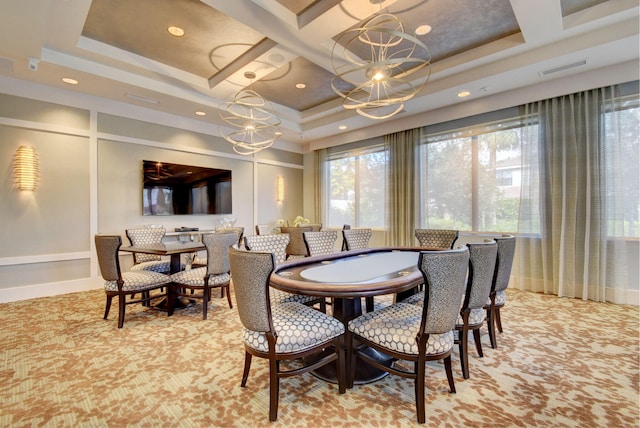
[539,59,587,76]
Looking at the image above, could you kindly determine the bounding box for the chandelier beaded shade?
[219,72,282,155]
[331,12,431,120]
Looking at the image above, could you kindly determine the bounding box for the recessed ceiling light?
[195,111,206,116]
[457,90,471,98]
[62,77,78,85]
[338,125,347,130]
[167,26,185,37]
[415,24,432,35]
[296,83,306,89]
[268,53,285,63]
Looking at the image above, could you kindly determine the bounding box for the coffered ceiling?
[0,0,637,152]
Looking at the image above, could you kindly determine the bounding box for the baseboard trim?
[0,277,103,303]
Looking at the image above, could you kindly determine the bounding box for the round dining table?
[270,247,429,384]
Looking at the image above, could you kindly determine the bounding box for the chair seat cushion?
[270,288,322,306]
[171,267,230,286]
[401,291,425,306]
[243,302,344,354]
[130,260,171,273]
[456,307,485,326]
[104,271,170,292]
[486,290,507,307]
[348,303,454,356]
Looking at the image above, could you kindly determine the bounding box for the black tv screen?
[142,160,232,215]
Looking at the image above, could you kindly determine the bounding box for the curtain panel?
[515,86,630,302]
[385,129,420,246]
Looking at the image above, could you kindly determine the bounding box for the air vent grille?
[539,59,587,76]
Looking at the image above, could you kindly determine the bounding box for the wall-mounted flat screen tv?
[142,160,232,215]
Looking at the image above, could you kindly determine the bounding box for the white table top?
[300,251,419,283]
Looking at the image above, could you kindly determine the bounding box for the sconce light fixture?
[276,176,284,202]
[13,145,39,191]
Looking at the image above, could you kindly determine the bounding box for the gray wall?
[0,93,303,300]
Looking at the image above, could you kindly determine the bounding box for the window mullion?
[471,135,479,231]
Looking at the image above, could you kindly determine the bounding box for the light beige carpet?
[0,288,638,427]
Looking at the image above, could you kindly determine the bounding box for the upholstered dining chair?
[228,246,346,421]
[402,240,497,378]
[169,232,238,319]
[455,240,497,379]
[347,247,469,424]
[215,226,244,247]
[301,223,322,232]
[340,224,351,251]
[303,230,338,256]
[414,228,459,249]
[244,234,325,310]
[255,224,272,235]
[279,226,312,260]
[485,234,516,349]
[342,228,372,251]
[126,226,170,273]
[341,228,375,312]
[95,234,170,328]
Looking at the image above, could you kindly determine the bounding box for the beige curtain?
[515,86,629,302]
[314,148,327,225]
[385,128,420,246]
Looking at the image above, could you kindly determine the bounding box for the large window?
[604,94,639,237]
[418,117,539,234]
[326,145,387,228]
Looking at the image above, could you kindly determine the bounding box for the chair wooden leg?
[348,340,358,389]
[444,355,456,393]
[241,352,252,387]
[495,307,503,333]
[335,337,346,394]
[487,306,498,349]
[103,295,113,320]
[269,358,280,421]
[415,360,426,424]
[117,295,126,328]
[459,327,469,379]
[473,329,483,358]
[225,284,233,309]
[202,286,209,320]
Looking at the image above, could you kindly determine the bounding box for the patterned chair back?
[215,226,244,247]
[126,227,166,263]
[202,232,238,275]
[418,247,469,335]
[414,228,459,249]
[492,235,516,293]
[228,246,276,333]
[280,226,312,258]
[244,233,290,265]
[463,241,498,311]
[303,231,338,256]
[342,228,372,251]
[255,224,272,235]
[95,235,123,282]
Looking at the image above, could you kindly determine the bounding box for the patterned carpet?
[0,287,638,427]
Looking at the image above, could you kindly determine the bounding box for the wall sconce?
[13,145,39,191]
[276,176,284,202]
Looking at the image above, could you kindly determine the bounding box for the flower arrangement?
[276,216,310,227]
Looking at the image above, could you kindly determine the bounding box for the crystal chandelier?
[219,72,282,155]
[331,11,431,120]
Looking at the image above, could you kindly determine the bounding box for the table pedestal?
[309,297,393,385]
